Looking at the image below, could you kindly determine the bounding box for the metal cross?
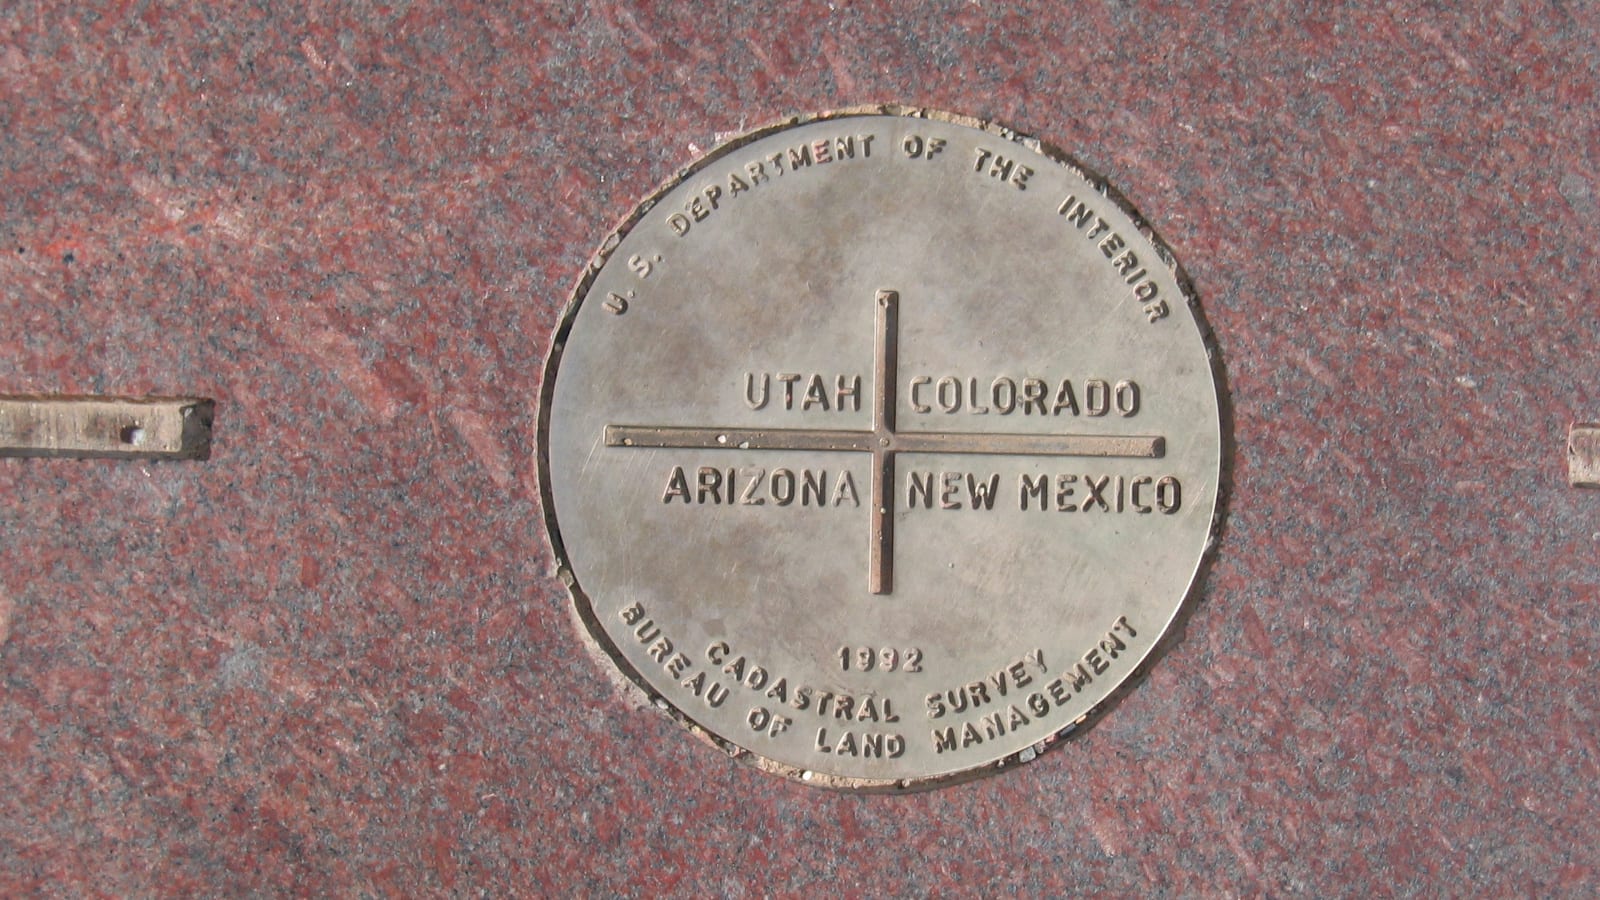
[605,290,1166,595]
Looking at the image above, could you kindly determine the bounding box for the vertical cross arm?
[868,289,899,594]
[874,290,897,435]
[869,450,894,595]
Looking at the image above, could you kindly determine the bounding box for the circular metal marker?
[539,107,1225,791]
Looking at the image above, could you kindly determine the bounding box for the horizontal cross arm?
[892,431,1164,458]
[605,425,877,453]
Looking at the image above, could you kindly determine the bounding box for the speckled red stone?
[1,3,1597,894]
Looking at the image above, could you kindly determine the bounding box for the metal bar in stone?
[1570,423,1600,488]
[0,395,214,460]
[604,425,877,453]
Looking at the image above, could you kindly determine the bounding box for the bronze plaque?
[539,108,1224,790]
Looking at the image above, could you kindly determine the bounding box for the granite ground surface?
[2,2,1597,894]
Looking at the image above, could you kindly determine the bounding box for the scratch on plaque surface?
[579,430,605,478]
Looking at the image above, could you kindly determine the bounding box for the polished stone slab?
[1,2,1596,894]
